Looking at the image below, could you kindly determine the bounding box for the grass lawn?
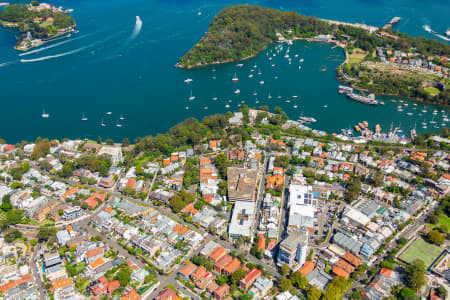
[348,48,367,64]
[424,87,440,96]
[41,219,55,226]
[426,213,450,230]
[438,214,450,228]
[400,238,443,267]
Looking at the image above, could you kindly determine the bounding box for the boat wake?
[423,24,450,42]
[19,34,90,56]
[20,30,126,63]
[0,61,16,68]
[130,16,142,40]
[20,46,90,62]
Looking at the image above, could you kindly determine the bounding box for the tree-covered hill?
[178,4,450,68]
[0,3,75,39]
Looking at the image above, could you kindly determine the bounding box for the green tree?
[278,277,292,292]
[400,287,416,299]
[306,284,322,300]
[231,268,247,285]
[281,263,290,276]
[274,155,290,168]
[169,195,185,213]
[122,138,130,147]
[1,194,13,212]
[404,259,427,292]
[38,225,57,242]
[105,139,114,145]
[291,271,308,289]
[115,265,132,286]
[427,230,445,245]
[30,239,38,246]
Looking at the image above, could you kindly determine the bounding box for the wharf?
[382,17,401,29]
[321,18,378,33]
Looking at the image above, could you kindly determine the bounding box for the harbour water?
[0,0,448,143]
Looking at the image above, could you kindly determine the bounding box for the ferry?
[232,72,239,82]
[298,116,317,123]
[184,78,193,83]
[346,92,378,105]
[338,85,353,94]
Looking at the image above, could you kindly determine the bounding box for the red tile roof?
[258,237,266,251]
[240,267,261,285]
[0,274,31,293]
[85,247,103,258]
[298,261,314,277]
[379,268,392,278]
[332,266,349,279]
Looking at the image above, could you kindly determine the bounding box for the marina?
[0,0,448,143]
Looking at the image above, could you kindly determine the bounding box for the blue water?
[0,0,449,143]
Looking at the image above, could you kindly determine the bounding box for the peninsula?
[178,5,450,106]
[0,1,75,51]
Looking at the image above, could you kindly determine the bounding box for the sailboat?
[119,114,125,120]
[116,120,123,128]
[258,68,262,75]
[232,72,239,82]
[41,108,49,118]
[188,90,195,101]
[81,112,88,121]
[100,117,106,127]
[268,93,272,99]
